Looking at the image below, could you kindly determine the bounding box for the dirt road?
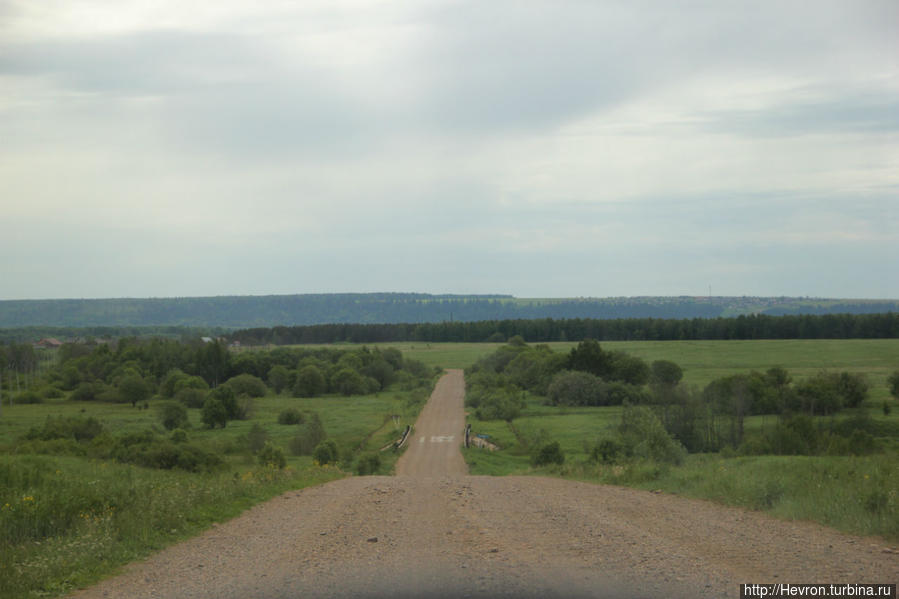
[70,370,897,599]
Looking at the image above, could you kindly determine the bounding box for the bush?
[331,368,378,396]
[590,439,624,464]
[71,381,111,402]
[173,375,209,394]
[170,429,188,443]
[618,405,686,465]
[257,443,287,469]
[312,440,339,465]
[175,387,207,409]
[547,370,608,406]
[24,416,104,442]
[355,452,381,475]
[200,397,228,429]
[277,408,304,425]
[158,401,189,431]
[474,389,525,421]
[110,435,223,472]
[40,385,65,399]
[267,365,292,394]
[532,441,565,466]
[15,390,44,404]
[224,374,268,398]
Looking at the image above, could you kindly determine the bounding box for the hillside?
[0,293,896,329]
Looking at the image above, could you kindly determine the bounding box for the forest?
[229,312,899,345]
[2,293,896,329]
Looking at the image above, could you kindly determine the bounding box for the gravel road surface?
[69,370,897,599]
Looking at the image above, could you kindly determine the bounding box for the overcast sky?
[1,0,896,300]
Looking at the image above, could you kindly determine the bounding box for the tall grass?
[0,454,344,599]
[506,453,899,542]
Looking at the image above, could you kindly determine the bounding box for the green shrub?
[331,368,378,396]
[15,390,44,404]
[257,443,287,469]
[170,429,188,443]
[24,416,104,443]
[267,365,292,394]
[355,452,381,475]
[175,387,207,408]
[532,441,565,466]
[40,385,65,399]
[312,440,339,465]
[473,389,525,421]
[277,408,304,425]
[619,405,686,465]
[224,374,268,398]
[158,401,189,431]
[200,397,228,428]
[590,439,624,464]
[547,370,608,406]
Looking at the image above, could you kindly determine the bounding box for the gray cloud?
[0,0,896,299]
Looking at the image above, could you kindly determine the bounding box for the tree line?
[4,293,896,329]
[230,312,899,345]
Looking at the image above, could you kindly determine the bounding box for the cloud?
[0,0,896,299]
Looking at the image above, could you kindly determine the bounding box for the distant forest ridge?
[231,313,899,344]
[0,293,897,330]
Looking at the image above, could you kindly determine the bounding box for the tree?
[312,439,339,465]
[566,339,612,379]
[887,370,899,400]
[200,397,228,428]
[267,365,291,394]
[223,373,267,398]
[532,441,565,466]
[294,365,325,397]
[159,401,189,431]
[118,374,151,407]
[331,368,377,396]
[650,360,683,387]
[196,340,230,388]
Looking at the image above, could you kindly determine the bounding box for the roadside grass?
[0,454,344,599]
[0,379,433,598]
[564,453,899,541]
